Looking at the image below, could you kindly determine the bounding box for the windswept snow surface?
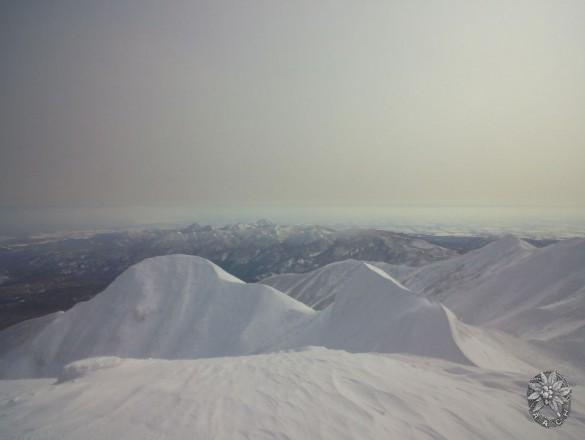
[1,245,585,439]
[2,350,585,440]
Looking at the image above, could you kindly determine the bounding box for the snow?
[400,235,536,299]
[262,260,368,310]
[395,237,585,365]
[1,256,522,377]
[58,356,123,382]
[1,350,584,440]
[0,255,314,378]
[1,240,584,439]
[276,262,471,365]
[267,261,579,380]
[262,259,415,310]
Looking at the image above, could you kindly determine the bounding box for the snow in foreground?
[2,349,584,440]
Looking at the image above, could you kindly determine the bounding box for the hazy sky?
[1,0,585,211]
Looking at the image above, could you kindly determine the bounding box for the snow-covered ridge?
[2,238,585,439]
[262,259,368,310]
[3,247,578,380]
[261,259,414,310]
[262,235,536,309]
[390,237,585,364]
[3,255,474,377]
[0,255,315,378]
[261,236,585,377]
[0,255,496,378]
[276,261,471,365]
[400,235,536,298]
[268,235,585,353]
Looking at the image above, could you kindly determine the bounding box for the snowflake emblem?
[527,370,571,428]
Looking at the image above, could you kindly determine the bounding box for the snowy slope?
[0,255,314,378]
[3,253,579,381]
[391,237,585,364]
[261,259,414,309]
[276,263,471,365]
[267,235,585,367]
[400,235,536,299]
[269,261,578,378]
[443,238,585,328]
[261,237,535,311]
[2,349,584,440]
[444,239,585,361]
[261,260,367,310]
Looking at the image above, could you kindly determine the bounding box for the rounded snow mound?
[0,255,315,378]
[281,262,472,365]
[124,254,245,285]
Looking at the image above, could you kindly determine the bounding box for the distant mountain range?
[0,221,559,330]
[0,221,461,330]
